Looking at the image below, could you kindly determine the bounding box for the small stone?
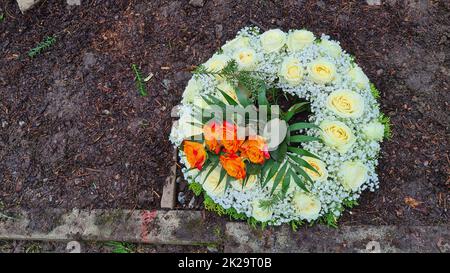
[16,0,40,13]
[1,121,8,128]
[18,121,25,127]
[188,196,195,208]
[66,0,81,5]
[207,246,218,253]
[215,24,223,39]
[189,0,205,7]
[83,52,97,69]
[177,192,186,205]
[102,109,111,115]
[366,0,381,5]
[376,69,384,76]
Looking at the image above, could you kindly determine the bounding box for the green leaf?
[257,82,268,106]
[216,167,227,189]
[235,85,252,107]
[287,146,321,160]
[283,102,309,122]
[281,169,292,196]
[269,141,287,162]
[270,162,287,195]
[225,174,234,190]
[261,159,274,178]
[246,162,262,175]
[289,135,321,143]
[288,158,314,185]
[218,89,238,106]
[288,154,319,175]
[263,160,280,188]
[289,122,320,132]
[201,160,217,184]
[288,168,309,192]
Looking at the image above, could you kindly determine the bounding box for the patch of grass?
[105,241,136,253]
[131,64,148,97]
[188,182,203,196]
[378,113,392,139]
[28,36,56,58]
[25,243,42,253]
[370,83,381,99]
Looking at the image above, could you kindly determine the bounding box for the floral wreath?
[170,27,390,228]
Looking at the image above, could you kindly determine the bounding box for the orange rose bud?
[203,121,222,154]
[183,141,207,170]
[221,121,244,154]
[220,153,246,180]
[240,135,270,164]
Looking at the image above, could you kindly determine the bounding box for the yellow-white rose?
[362,121,385,141]
[320,39,342,58]
[251,200,273,222]
[308,58,337,84]
[291,192,321,221]
[348,66,369,89]
[338,161,368,192]
[201,166,227,197]
[278,57,304,86]
[302,156,328,182]
[260,29,287,53]
[204,54,231,72]
[320,120,355,154]
[287,30,315,52]
[182,78,203,104]
[217,81,239,103]
[326,89,364,118]
[222,36,250,54]
[231,175,257,192]
[233,47,258,71]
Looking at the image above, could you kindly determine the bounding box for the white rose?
[362,121,385,141]
[301,156,328,182]
[222,36,250,54]
[182,77,203,104]
[320,39,342,58]
[251,200,273,222]
[326,89,364,118]
[260,29,286,53]
[348,66,369,89]
[308,58,337,84]
[291,192,321,221]
[233,47,258,71]
[278,56,304,86]
[338,161,368,192]
[287,30,315,52]
[204,54,231,72]
[320,120,356,154]
[201,166,226,197]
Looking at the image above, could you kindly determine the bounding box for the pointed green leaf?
[270,141,287,162]
[218,89,238,106]
[288,168,309,192]
[287,146,321,160]
[289,159,314,185]
[288,154,319,175]
[271,162,288,195]
[257,82,268,106]
[201,160,219,184]
[283,102,309,122]
[281,169,292,196]
[289,122,320,132]
[289,135,321,143]
[263,160,280,188]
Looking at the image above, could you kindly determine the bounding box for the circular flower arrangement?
[170,27,390,228]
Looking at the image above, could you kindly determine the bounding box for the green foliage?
[106,241,136,253]
[259,192,283,210]
[343,198,359,208]
[28,36,56,58]
[319,212,338,228]
[370,83,380,99]
[204,194,246,220]
[131,64,148,96]
[378,113,392,139]
[289,219,304,232]
[188,182,203,196]
[0,13,4,23]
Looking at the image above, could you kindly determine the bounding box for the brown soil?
[0,0,449,230]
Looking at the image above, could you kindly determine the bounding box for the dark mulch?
[0,0,448,228]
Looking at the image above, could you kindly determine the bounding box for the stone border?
[0,209,448,252]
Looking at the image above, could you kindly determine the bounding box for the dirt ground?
[0,0,449,236]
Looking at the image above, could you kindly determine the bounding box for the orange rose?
[203,121,222,154]
[240,135,270,164]
[183,141,207,170]
[221,121,244,153]
[220,153,246,179]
